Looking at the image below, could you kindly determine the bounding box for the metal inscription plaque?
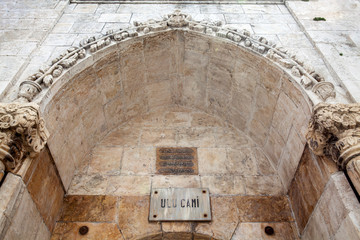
[156,147,198,175]
[149,188,211,221]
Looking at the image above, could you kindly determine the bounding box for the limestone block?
[206,89,231,119]
[264,127,285,168]
[118,196,161,240]
[233,59,259,96]
[26,148,64,232]
[140,128,177,147]
[51,222,123,240]
[226,148,259,175]
[207,57,233,94]
[184,32,211,53]
[318,172,360,236]
[121,147,155,175]
[177,127,216,148]
[145,49,177,83]
[144,32,177,53]
[232,222,298,240]
[163,232,192,240]
[67,173,108,195]
[259,64,283,95]
[190,112,223,128]
[3,188,43,240]
[103,95,126,130]
[183,50,208,82]
[95,54,122,104]
[253,85,278,129]
[230,91,254,121]
[35,221,50,240]
[302,209,330,240]
[88,146,123,174]
[200,175,246,195]
[248,118,269,147]
[245,175,285,195]
[60,195,117,222]
[106,175,150,196]
[152,175,201,188]
[48,142,76,191]
[163,111,192,128]
[195,197,238,240]
[288,147,337,233]
[146,80,172,109]
[271,92,298,142]
[235,196,293,222]
[334,211,360,240]
[101,126,141,146]
[226,107,248,133]
[180,76,207,110]
[198,148,227,175]
[162,222,192,233]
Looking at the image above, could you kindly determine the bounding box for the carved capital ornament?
[306,103,360,193]
[0,103,49,175]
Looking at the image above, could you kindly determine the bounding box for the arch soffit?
[15,10,337,107]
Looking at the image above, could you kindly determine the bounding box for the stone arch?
[3,11,336,192]
[32,32,314,194]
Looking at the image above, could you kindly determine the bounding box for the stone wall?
[289,145,360,239]
[302,172,360,239]
[51,195,297,239]
[0,146,64,239]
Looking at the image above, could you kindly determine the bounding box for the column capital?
[0,102,49,174]
[306,103,360,169]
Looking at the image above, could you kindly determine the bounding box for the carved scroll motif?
[16,11,334,103]
[0,103,49,174]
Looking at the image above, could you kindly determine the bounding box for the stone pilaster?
[306,103,360,193]
[0,103,49,177]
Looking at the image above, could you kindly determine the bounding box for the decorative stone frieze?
[15,10,335,103]
[306,103,360,193]
[0,103,49,174]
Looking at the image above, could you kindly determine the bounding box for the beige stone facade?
[0,0,360,239]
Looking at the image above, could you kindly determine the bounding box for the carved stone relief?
[0,103,49,175]
[306,103,360,193]
[14,10,335,103]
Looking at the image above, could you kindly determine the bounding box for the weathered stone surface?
[118,196,161,240]
[288,145,337,233]
[3,187,44,240]
[162,222,192,233]
[195,197,238,240]
[26,147,64,232]
[232,222,298,240]
[106,175,151,195]
[60,195,117,222]
[51,222,123,240]
[88,146,122,174]
[235,196,293,222]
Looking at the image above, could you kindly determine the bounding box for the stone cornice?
[0,103,49,174]
[17,10,336,103]
[306,103,360,169]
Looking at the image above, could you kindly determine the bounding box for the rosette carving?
[0,103,49,174]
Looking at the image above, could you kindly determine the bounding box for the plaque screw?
[153,214,157,218]
[154,191,158,194]
[203,213,208,217]
[202,190,206,194]
[264,226,274,235]
[79,226,89,235]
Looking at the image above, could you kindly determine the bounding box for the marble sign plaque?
[149,188,211,221]
[156,147,198,175]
